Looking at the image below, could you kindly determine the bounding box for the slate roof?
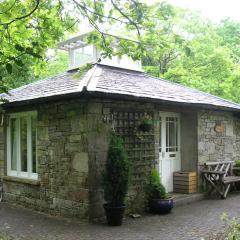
[1,63,240,111]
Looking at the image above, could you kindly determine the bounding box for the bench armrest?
[201,170,225,175]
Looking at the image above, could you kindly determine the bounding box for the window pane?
[11,118,17,171]
[159,119,162,152]
[169,121,176,147]
[31,116,37,173]
[166,117,178,152]
[20,117,28,172]
[74,45,94,65]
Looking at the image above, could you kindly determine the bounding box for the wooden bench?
[201,161,240,199]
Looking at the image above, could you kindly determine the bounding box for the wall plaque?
[214,124,225,133]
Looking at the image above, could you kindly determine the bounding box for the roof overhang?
[2,90,240,113]
[58,31,139,51]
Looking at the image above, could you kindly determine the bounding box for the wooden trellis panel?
[112,110,156,188]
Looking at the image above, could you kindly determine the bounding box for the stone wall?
[198,110,240,164]
[80,99,157,216]
[0,124,4,179]
[2,97,239,220]
[2,99,108,220]
[233,114,240,161]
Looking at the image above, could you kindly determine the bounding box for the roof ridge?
[86,65,102,91]
[77,64,98,91]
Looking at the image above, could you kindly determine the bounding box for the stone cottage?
[0,33,240,221]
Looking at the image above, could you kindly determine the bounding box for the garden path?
[0,193,240,240]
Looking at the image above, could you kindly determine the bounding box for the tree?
[38,50,69,80]
[140,6,240,103]
[142,3,187,77]
[217,19,240,63]
[0,0,150,91]
[0,0,76,91]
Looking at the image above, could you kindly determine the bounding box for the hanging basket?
[138,122,153,132]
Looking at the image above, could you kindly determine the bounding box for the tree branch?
[110,0,141,36]
[72,0,128,25]
[0,0,40,26]
[0,0,16,15]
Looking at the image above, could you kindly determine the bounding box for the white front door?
[159,112,181,192]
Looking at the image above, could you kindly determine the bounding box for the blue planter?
[149,198,174,214]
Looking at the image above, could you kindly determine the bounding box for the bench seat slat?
[201,161,239,199]
[223,176,240,184]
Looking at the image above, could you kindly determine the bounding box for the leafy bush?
[235,160,240,168]
[147,169,169,199]
[102,131,131,207]
[143,66,160,78]
[206,214,240,240]
[0,233,13,240]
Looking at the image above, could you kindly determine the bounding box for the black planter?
[138,123,152,132]
[104,204,126,226]
[149,198,173,214]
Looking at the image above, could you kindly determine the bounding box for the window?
[7,112,37,179]
[166,117,178,152]
[73,45,95,66]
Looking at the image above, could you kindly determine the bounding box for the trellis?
[112,110,156,188]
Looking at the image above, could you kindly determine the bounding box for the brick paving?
[0,193,240,240]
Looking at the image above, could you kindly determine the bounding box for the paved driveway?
[0,193,240,240]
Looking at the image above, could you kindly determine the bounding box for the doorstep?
[172,192,205,207]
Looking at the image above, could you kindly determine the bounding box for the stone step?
[172,192,205,207]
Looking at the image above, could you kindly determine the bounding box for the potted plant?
[138,113,153,132]
[147,169,173,214]
[102,131,131,226]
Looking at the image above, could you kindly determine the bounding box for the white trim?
[7,111,38,180]
[159,112,181,192]
[27,115,32,177]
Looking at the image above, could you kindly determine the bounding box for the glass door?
[159,112,181,192]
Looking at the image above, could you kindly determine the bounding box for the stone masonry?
[1,98,111,221]
[0,98,240,221]
[198,110,240,165]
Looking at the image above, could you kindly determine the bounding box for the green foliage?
[74,63,94,80]
[235,160,240,168]
[2,0,240,105]
[207,214,240,240]
[0,233,13,240]
[0,0,76,91]
[102,131,131,207]
[147,169,169,199]
[143,66,159,78]
[139,113,152,125]
[141,5,240,104]
[38,51,68,80]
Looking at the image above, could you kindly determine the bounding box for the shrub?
[102,131,131,207]
[147,169,169,199]
[206,214,240,240]
[235,160,240,168]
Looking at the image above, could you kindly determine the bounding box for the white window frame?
[7,111,38,180]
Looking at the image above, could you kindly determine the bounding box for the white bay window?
[7,112,37,179]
